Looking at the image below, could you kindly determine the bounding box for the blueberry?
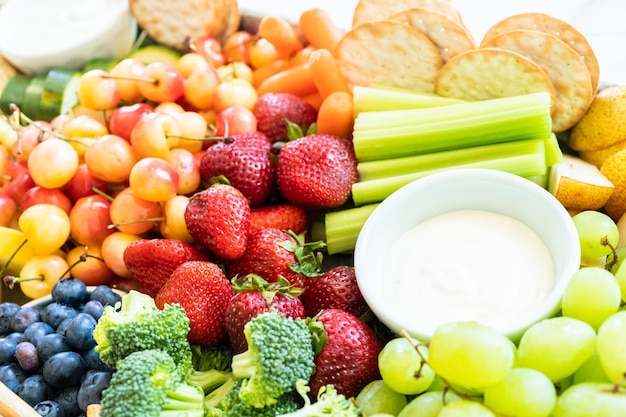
[43,351,86,388]
[81,346,113,372]
[11,306,41,332]
[52,278,88,308]
[82,300,104,321]
[56,317,72,336]
[33,400,66,417]
[24,321,55,346]
[89,285,121,307]
[65,313,97,351]
[54,384,81,417]
[41,302,78,329]
[15,341,40,372]
[0,362,27,393]
[0,302,20,335]
[19,374,53,406]
[77,370,112,411]
[37,333,71,363]
[6,331,25,343]
[0,337,17,364]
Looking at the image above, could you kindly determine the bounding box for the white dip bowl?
[354,168,581,342]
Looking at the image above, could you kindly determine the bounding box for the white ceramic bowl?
[0,0,137,75]
[354,168,581,342]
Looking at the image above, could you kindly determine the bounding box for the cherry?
[107,102,154,141]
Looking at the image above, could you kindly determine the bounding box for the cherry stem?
[3,274,43,289]
[107,216,166,230]
[166,134,234,144]
[60,246,104,278]
[0,238,27,277]
[91,186,114,202]
[101,74,158,86]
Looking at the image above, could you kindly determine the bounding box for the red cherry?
[108,102,154,141]
[20,186,72,215]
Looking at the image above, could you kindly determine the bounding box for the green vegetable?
[231,310,316,409]
[277,380,361,417]
[353,84,465,115]
[206,379,300,417]
[191,343,234,372]
[93,290,193,376]
[100,349,205,417]
[323,204,379,255]
[187,368,234,395]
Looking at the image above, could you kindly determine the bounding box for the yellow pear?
[548,154,614,210]
[578,138,626,168]
[568,84,626,152]
[600,148,626,221]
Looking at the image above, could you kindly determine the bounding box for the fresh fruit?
[301,265,368,318]
[155,260,234,346]
[571,210,619,259]
[248,203,308,235]
[253,92,318,143]
[377,336,435,395]
[599,148,626,220]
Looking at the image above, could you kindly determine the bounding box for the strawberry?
[308,308,382,400]
[301,265,369,318]
[184,183,251,261]
[198,132,276,207]
[155,260,234,347]
[224,275,306,354]
[249,203,308,235]
[226,227,325,289]
[253,92,318,143]
[123,238,211,298]
[276,133,359,209]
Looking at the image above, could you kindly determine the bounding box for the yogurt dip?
[384,209,555,335]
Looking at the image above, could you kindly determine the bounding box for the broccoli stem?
[230,349,256,379]
[186,369,233,394]
[161,383,205,411]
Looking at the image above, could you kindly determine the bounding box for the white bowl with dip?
[354,168,581,342]
[0,0,137,75]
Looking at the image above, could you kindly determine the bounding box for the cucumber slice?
[83,57,119,72]
[44,68,80,116]
[128,45,181,66]
[44,68,80,94]
[22,75,46,120]
[0,74,31,115]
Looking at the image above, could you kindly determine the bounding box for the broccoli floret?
[277,380,361,417]
[208,379,300,417]
[93,290,193,375]
[231,310,315,409]
[100,349,205,417]
[191,343,233,372]
[186,368,233,394]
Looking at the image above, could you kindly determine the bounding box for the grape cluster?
[0,279,121,416]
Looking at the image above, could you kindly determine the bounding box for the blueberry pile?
[0,279,122,417]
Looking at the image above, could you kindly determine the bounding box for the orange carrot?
[256,64,318,97]
[303,91,323,111]
[252,58,285,88]
[307,48,352,100]
[258,15,304,59]
[282,45,315,69]
[298,8,345,51]
[316,91,354,139]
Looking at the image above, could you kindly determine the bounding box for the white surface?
[238,0,626,84]
[353,168,581,341]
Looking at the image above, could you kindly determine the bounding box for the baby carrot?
[258,15,304,59]
[307,48,352,100]
[303,91,323,111]
[252,58,285,88]
[256,64,318,97]
[316,91,354,139]
[298,8,345,51]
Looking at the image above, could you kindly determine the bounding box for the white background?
[238,0,626,84]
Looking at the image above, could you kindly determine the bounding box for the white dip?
[384,209,555,335]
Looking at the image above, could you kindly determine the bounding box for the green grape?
[573,350,612,384]
[378,336,435,395]
[607,245,626,273]
[398,391,461,417]
[572,210,619,259]
[438,399,496,417]
[428,321,516,391]
[596,310,626,383]
[613,260,626,303]
[561,266,621,330]
[517,316,596,382]
[483,368,556,417]
[355,380,407,416]
[553,382,626,417]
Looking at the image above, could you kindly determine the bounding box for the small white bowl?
[354,168,581,342]
[0,0,137,75]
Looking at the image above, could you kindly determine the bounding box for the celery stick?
[353,85,465,115]
[544,132,563,167]
[352,151,547,206]
[525,173,549,188]
[357,138,547,182]
[324,204,379,255]
[352,92,552,162]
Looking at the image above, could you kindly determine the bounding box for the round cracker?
[352,0,463,28]
[435,48,558,112]
[481,29,594,133]
[480,12,600,93]
[336,20,442,93]
[389,7,476,63]
[129,0,237,50]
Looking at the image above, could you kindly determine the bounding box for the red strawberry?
[184,183,251,260]
[155,260,234,346]
[309,308,382,400]
[253,92,318,143]
[249,203,308,235]
[198,132,276,207]
[227,227,324,289]
[123,238,211,298]
[301,265,369,318]
[224,275,306,354]
[276,133,359,209]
